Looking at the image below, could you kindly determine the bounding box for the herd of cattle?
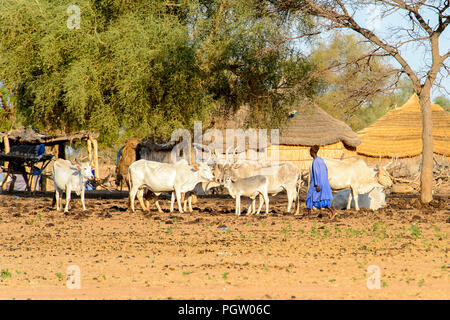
[51,144,393,215]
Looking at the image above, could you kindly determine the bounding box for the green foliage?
[0,0,317,143]
[308,32,409,130]
[408,224,423,239]
[433,95,450,112]
[1,269,12,278]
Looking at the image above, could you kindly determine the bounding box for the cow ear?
[192,164,199,171]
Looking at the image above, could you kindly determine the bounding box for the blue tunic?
[306,157,333,209]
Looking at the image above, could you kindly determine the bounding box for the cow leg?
[81,189,86,211]
[182,193,188,212]
[286,188,294,213]
[175,189,184,213]
[143,190,151,211]
[155,200,164,213]
[188,196,193,212]
[353,189,360,211]
[236,195,241,216]
[129,185,139,213]
[170,192,175,213]
[55,189,60,211]
[136,189,147,211]
[346,189,353,210]
[260,194,265,214]
[59,190,63,211]
[263,192,269,215]
[294,184,301,215]
[253,194,261,215]
[64,187,71,213]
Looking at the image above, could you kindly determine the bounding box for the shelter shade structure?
[0,127,99,192]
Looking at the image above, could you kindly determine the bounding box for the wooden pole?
[87,139,93,163]
[2,137,10,191]
[90,137,100,180]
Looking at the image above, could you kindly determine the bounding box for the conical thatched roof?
[278,106,361,147]
[357,94,450,157]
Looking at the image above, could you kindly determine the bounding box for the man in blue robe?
[306,145,337,220]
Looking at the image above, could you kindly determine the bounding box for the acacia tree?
[0,0,318,144]
[273,0,450,203]
[307,33,400,123]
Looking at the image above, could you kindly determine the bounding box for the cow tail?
[127,169,132,191]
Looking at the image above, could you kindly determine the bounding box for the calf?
[222,175,269,216]
[52,159,94,213]
[218,161,300,213]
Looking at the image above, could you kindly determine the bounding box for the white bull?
[52,159,95,213]
[128,159,214,213]
[322,158,392,211]
[332,187,386,210]
[218,161,301,213]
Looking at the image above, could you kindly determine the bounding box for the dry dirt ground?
[0,191,448,300]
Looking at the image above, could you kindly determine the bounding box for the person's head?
[310,145,319,158]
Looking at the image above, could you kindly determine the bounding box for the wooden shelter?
[0,127,99,191]
[357,94,450,163]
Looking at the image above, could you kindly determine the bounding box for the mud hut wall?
[267,141,358,171]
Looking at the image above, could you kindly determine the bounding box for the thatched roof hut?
[204,104,361,169]
[264,105,361,170]
[278,106,361,148]
[357,94,450,158]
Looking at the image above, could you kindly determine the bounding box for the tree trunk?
[419,90,434,203]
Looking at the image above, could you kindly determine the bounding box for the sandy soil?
[0,191,448,300]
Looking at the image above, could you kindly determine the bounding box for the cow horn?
[206,148,212,164]
[225,146,233,165]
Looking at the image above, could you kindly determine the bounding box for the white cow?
[332,187,386,210]
[218,161,301,213]
[128,159,214,213]
[322,158,392,211]
[52,159,95,213]
[222,175,270,215]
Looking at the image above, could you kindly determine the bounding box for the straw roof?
[203,104,361,151]
[278,106,361,148]
[0,127,96,145]
[357,94,450,158]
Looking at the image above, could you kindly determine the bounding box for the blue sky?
[292,3,449,100]
[353,3,449,99]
